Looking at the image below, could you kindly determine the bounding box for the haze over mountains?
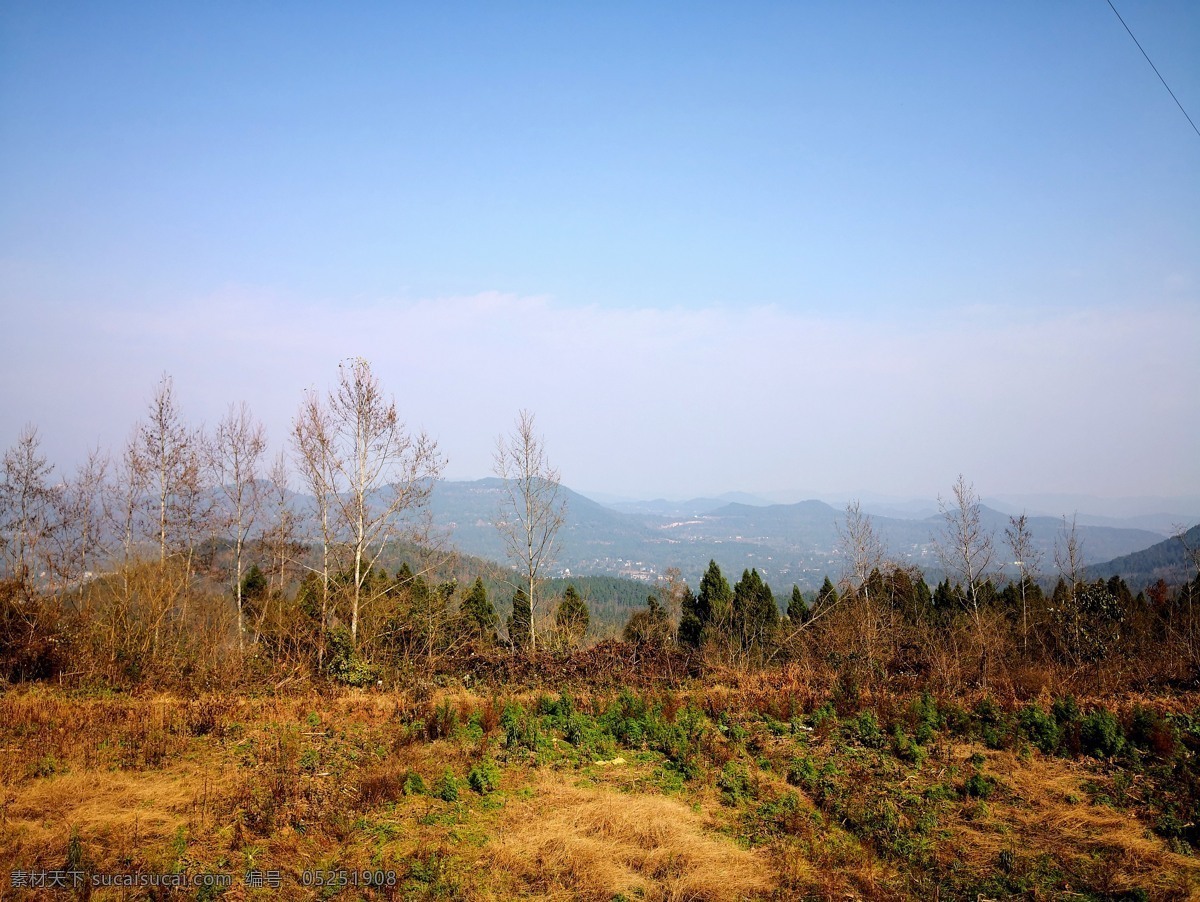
[428,480,1196,592]
[601,492,1200,536]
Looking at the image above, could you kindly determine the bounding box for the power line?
[1104,0,1200,141]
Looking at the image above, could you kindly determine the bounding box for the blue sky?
[2,2,1197,502]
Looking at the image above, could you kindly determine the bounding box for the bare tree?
[139,375,188,562]
[935,475,995,618]
[49,445,110,603]
[934,476,998,684]
[1054,513,1085,601]
[323,358,444,647]
[108,429,149,573]
[210,402,267,654]
[1004,512,1042,655]
[0,424,56,594]
[494,409,566,653]
[137,374,210,565]
[1054,513,1087,655]
[656,566,690,631]
[262,451,300,602]
[837,500,887,601]
[293,387,337,663]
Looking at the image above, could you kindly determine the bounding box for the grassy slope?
[1,684,1198,901]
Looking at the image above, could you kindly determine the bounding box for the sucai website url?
[11,870,235,890]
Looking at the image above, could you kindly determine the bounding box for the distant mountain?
[606,496,766,517]
[959,507,1166,572]
[429,478,656,571]
[297,479,1175,593]
[860,501,940,521]
[1087,524,1200,588]
[984,494,1200,534]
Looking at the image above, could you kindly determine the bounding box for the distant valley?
[429,479,1189,591]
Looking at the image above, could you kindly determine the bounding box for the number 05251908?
[300,870,398,888]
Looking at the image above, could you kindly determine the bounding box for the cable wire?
[1104,0,1200,140]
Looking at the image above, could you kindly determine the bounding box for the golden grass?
[485,772,774,901]
[0,759,232,873]
[941,745,1200,899]
[4,685,1200,900]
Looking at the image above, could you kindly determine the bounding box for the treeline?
[1,363,1198,694]
[0,362,611,687]
[631,555,1200,693]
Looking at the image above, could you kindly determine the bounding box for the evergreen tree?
[678,586,704,647]
[555,584,589,646]
[884,567,917,613]
[699,559,734,641]
[461,577,498,644]
[680,560,732,647]
[914,576,933,612]
[864,567,886,603]
[787,585,810,624]
[814,576,838,613]
[1051,577,1069,609]
[1106,574,1133,607]
[933,579,956,611]
[733,568,778,649]
[240,563,268,603]
[507,588,532,650]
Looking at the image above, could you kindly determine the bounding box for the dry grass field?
[2,681,1198,901]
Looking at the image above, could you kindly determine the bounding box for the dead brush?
[184,694,234,738]
[422,697,459,740]
[357,761,408,807]
[477,694,501,735]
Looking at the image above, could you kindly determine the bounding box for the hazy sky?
[2,2,1197,502]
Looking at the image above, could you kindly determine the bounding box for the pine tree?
[680,560,732,647]
[461,577,498,643]
[787,585,810,624]
[733,568,778,649]
[814,576,839,613]
[678,586,703,647]
[914,576,933,619]
[507,588,532,650]
[933,579,955,611]
[555,584,589,646]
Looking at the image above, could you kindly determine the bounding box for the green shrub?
[1051,695,1080,725]
[715,712,747,744]
[809,702,837,729]
[501,702,541,752]
[974,696,1002,727]
[910,691,941,744]
[786,755,818,788]
[962,772,994,799]
[433,768,459,802]
[717,762,754,805]
[855,710,883,747]
[890,726,926,765]
[403,772,426,795]
[467,759,500,794]
[1128,705,1177,757]
[1080,709,1124,758]
[326,626,380,687]
[1017,703,1061,755]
